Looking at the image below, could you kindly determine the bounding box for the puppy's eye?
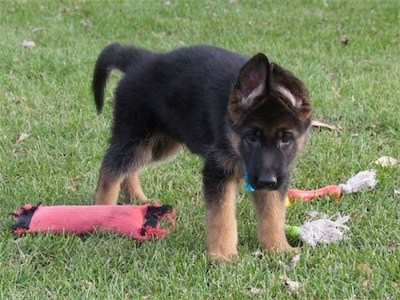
[244,130,259,144]
[279,131,294,145]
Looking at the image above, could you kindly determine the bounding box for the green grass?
[1,0,399,298]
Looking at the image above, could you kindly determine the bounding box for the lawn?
[0,0,399,299]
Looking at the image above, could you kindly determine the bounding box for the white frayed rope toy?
[284,170,377,246]
[285,212,350,247]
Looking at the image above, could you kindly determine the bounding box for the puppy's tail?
[92,43,153,113]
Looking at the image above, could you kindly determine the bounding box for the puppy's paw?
[207,251,238,264]
[122,192,149,204]
[261,240,297,253]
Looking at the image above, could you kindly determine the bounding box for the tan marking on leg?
[252,190,294,252]
[121,172,148,203]
[205,179,238,262]
[94,170,124,205]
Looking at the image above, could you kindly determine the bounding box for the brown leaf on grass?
[21,40,36,48]
[80,19,92,27]
[312,120,342,132]
[251,250,263,258]
[362,279,371,288]
[248,287,261,295]
[82,281,93,289]
[331,86,341,98]
[279,275,300,293]
[374,156,398,167]
[357,263,373,276]
[15,133,29,144]
[67,180,77,192]
[341,36,349,45]
[44,288,54,298]
[289,254,301,268]
[75,280,94,289]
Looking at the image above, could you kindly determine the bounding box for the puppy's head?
[229,54,312,191]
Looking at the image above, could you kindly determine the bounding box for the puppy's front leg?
[252,190,294,252]
[203,164,238,262]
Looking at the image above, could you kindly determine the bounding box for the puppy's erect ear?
[229,53,270,123]
[270,62,312,122]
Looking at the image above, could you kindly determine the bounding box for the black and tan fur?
[92,43,312,261]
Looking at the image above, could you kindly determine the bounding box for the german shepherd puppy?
[92,43,311,261]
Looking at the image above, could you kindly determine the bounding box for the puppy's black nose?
[257,175,278,189]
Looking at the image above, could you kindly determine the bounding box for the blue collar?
[243,168,255,192]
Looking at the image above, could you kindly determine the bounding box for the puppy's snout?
[257,174,278,190]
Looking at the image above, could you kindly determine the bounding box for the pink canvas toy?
[11,203,175,240]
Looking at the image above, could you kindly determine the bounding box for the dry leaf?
[251,250,263,258]
[44,288,54,298]
[279,275,300,293]
[80,19,92,27]
[341,36,349,45]
[248,287,261,295]
[374,156,398,167]
[22,40,36,48]
[357,263,373,276]
[67,181,77,192]
[394,189,400,196]
[362,279,371,288]
[15,133,29,143]
[289,254,301,268]
[312,120,342,132]
[83,281,93,289]
[74,280,94,289]
[331,86,341,98]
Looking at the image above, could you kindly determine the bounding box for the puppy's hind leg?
[94,168,124,205]
[94,140,151,205]
[121,133,182,204]
[121,172,148,203]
